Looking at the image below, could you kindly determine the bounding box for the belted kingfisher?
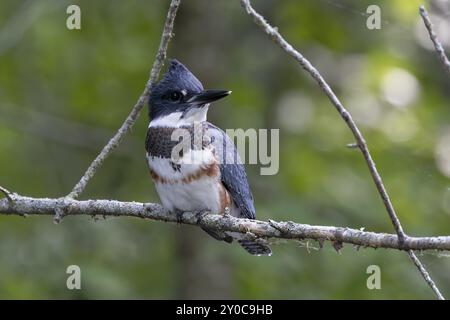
[145,59,271,256]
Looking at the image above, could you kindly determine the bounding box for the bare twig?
[0,185,13,202]
[239,0,405,241]
[67,0,181,199]
[407,250,443,298]
[419,5,450,76]
[416,5,450,300]
[408,250,445,300]
[2,194,450,252]
[240,0,444,299]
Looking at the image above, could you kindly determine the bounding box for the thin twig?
[240,0,444,299]
[2,195,450,251]
[0,185,13,202]
[417,5,450,300]
[408,250,444,300]
[240,0,405,242]
[419,5,450,76]
[67,0,181,199]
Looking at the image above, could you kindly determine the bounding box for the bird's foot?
[195,210,209,225]
[175,209,184,225]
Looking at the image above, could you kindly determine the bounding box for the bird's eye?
[169,91,182,101]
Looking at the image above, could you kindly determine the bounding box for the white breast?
[147,147,225,214]
[154,175,223,214]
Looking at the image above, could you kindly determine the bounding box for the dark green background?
[1,0,450,299]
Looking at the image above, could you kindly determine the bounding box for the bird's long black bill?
[187,89,231,105]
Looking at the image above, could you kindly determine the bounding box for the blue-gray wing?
[207,123,256,219]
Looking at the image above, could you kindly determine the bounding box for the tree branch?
[2,194,450,252]
[67,0,181,200]
[419,5,450,76]
[240,0,444,299]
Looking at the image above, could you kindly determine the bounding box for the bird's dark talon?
[195,210,209,224]
[175,210,184,225]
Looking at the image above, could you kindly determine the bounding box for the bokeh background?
[1,0,450,299]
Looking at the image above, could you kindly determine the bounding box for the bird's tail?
[238,239,272,256]
[201,227,272,256]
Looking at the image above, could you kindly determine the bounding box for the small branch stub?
[0,185,13,202]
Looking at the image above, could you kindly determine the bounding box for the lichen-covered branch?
[420,5,450,76]
[67,0,181,200]
[240,0,444,299]
[1,194,450,252]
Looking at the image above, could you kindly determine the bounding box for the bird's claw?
[175,210,184,225]
[195,210,209,225]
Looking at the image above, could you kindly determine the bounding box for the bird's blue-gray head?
[148,59,230,126]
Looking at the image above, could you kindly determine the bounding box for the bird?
[145,59,271,256]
